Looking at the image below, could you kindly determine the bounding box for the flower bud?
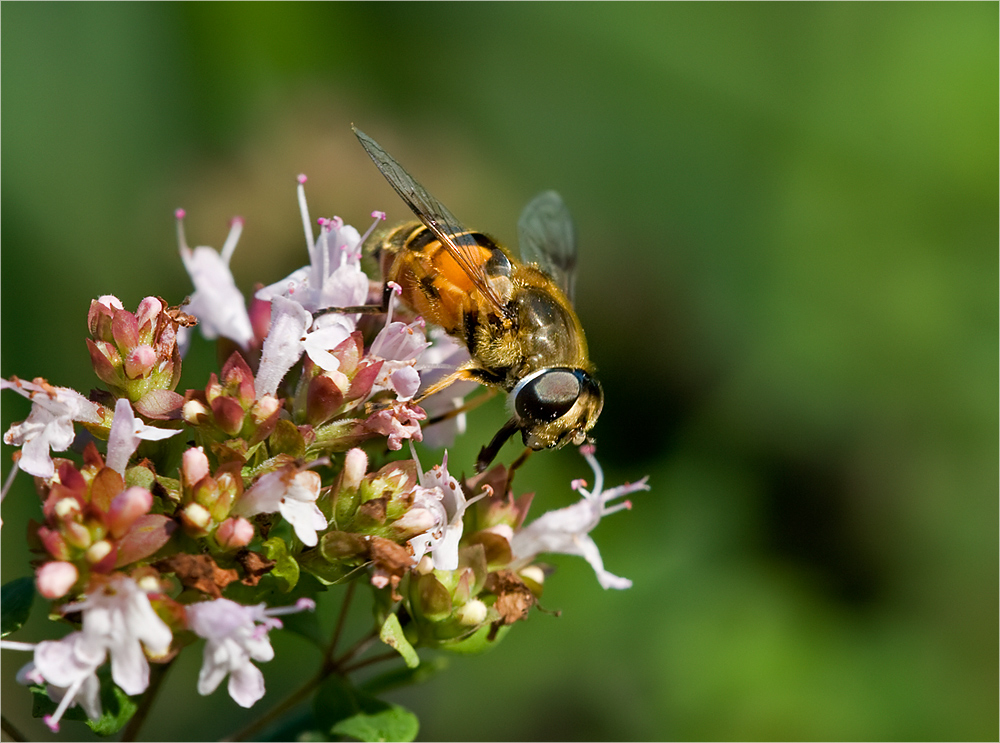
[210,470,240,522]
[182,446,210,487]
[36,561,79,599]
[53,497,82,520]
[182,397,211,425]
[251,394,281,423]
[343,448,368,492]
[455,598,488,627]
[306,374,345,425]
[124,345,157,379]
[37,527,71,560]
[87,339,123,386]
[134,297,163,337]
[61,520,93,550]
[107,486,154,539]
[215,517,254,550]
[518,565,545,595]
[180,502,212,536]
[111,308,140,351]
[85,539,113,565]
[87,295,124,341]
[211,396,245,436]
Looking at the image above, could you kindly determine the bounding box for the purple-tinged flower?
[255,296,354,397]
[186,597,315,708]
[1,377,103,478]
[255,176,382,315]
[510,447,649,590]
[177,210,254,349]
[368,284,431,402]
[407,450,487,571]
[416,328,477,448]
[255,179,386,396]
[105,397,181,475]
[3,633,104,732]
[66,573,173,695]
[361,401,426,451]
[233,466,327,547]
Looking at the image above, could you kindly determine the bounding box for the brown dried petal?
[236,550,275,586]
[357,496,388,526]
[485,569,536,627]
[154,553,238,599]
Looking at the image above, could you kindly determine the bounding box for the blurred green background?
[2,3,996,741]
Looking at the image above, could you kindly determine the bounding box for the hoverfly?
[352,127,603,471]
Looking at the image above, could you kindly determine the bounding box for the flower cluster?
[1,177,647,738]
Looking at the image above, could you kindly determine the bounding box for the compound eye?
[514,369,582,424]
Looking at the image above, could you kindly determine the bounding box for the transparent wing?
[517,190,577,303]
[354,127,512,319]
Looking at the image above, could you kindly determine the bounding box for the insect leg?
[313,281,395,317]
[476,417,520,473]
[423,388,498,426]
[504,447,534,486]
[414,365,494,405]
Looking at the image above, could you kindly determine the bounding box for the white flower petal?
[227,661,266,708]
[255,296,311,397]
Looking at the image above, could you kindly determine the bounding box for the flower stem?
[222,671,324,742]
[325,579,356,667]
[1,715,26,742]
[340,649,399,675]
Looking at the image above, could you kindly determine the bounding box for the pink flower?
[255,296,353,397]
[186,597,315,708]
[5,633,104,731]
[362,401,425,451]
[511,447,649,590]
[407,450,487,571]
[67,574,173,695]
[1,377,102,478]
[255,181,388,396]
[105,397,181,475]
[233,467,327,547]
[177,211,254,349]
[256,177,380,315]
[368,288,430,402]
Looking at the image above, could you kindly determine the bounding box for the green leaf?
[378,613,420,669]
[28,669,138,737]
[86,683,138,737]
[263,536,300,592]
[315,675,420,743]
[1,577,35,636]
[331,702,419,743]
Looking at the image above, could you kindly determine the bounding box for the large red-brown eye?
[514,368,584,424]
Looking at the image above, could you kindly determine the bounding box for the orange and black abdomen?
[380,223,513,343]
